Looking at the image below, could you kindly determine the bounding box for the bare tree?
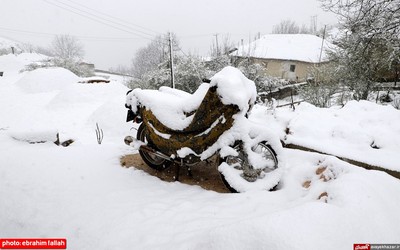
[49,35,92,76]
[51,34,84,61]
[209,33,236,58]
[321,0,400,100]
[131,33,179,79]
[272,19,301,34]
[321,0,400,43]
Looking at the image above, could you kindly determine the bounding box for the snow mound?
[15,67,79,93]
[88,99,133,139]
[9,128,58,144]
[48,81,128,109]
[0,53,48,74]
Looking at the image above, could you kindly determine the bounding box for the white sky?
[0,0,338,70]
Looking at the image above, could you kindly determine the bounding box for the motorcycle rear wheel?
[137,123,172,171]
[219,141,279,193]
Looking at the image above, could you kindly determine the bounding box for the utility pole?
[318,25,327,63]
[168,32,175,89]
[311,15,318,34]
[214,33,219,56]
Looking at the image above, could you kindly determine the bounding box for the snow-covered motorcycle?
[124,67,282,192]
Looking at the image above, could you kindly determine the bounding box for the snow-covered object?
[126,67,257,130]
[126,83,209,130]
[78,76,110,84]
[126,67,281,191]
[9,128,58,144]
[210,66,257,112]
[234,34,335,63]
[15,67,79,93]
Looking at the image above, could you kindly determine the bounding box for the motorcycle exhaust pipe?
[124,136,174,162]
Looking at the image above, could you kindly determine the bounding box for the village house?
[231,34,334,82]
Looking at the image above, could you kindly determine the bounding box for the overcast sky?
[0,0,338,70]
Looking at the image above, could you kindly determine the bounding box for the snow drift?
[15,67,79,93]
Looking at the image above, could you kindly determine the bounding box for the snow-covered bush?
[128,55,210,93]
[321,0,400,100]
[236,61,288,93]
[0,48,9,56]
[21,58,93,77]
[298,63,341,107]
[393,97,400,110]
[174,56,211,93]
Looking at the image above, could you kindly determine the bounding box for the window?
[290,64,296,72]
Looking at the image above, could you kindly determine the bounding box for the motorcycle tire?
[137,123,172,171]
[219,141,278,193]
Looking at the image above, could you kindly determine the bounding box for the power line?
[179,33,215,39]
[53,0,157,38]
[0,26,150,42]
[42,0,156,42]
[62,0,161,35]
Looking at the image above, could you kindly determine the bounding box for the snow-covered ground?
[1,53,400,249]
[252,101,400,172]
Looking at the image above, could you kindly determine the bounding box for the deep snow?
[1,53,400,249]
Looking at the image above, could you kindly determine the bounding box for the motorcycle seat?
[128,83,212,131]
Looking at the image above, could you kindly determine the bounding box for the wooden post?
[169,32,175,89]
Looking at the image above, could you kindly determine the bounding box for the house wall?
[233,56,316,82]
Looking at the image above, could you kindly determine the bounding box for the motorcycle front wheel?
[137,123,172,171]
[219,141,279,193]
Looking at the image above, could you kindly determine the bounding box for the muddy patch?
[120,154,230,193]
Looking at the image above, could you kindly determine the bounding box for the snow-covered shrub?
[21,58,94,77]
[138,67,171,90]
[0,48,9,56]
[299,64,340,107]
[52,58,94,77]
[128,54,210,93]
[205,54,231,74]
[174,56,210,93]
[236,61,288,93]
[392,97,400,110]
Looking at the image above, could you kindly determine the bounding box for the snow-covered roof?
[233,34,334,63]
